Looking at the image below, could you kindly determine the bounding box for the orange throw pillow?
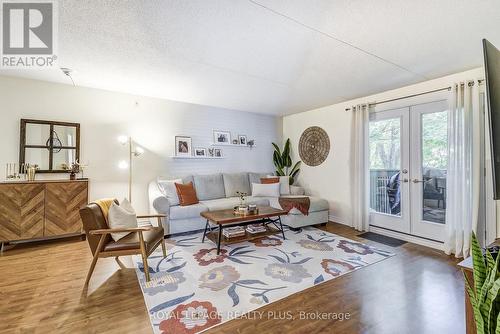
[175,182,199,206]
[261,177,279,184]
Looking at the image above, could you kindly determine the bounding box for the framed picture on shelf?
[238,135,247,146]
[214,149,222,157]
[175,136,192,157]
[213,130,231,144]
[208,148,215,157]
[194,147,206,157]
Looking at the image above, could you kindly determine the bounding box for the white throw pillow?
[267,175,290,195]
[120,198,136,214]
[108,200,137,241]
[251,182,280,197]
[157,178,182,206]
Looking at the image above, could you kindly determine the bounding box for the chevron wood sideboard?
[0,179,88,249]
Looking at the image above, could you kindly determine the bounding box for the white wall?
[283,67,486,226]
[0,75,281,213]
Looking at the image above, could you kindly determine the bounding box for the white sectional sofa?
[148,172,329,235]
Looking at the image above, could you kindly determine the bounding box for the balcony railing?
[370,169,398,214]
[370,168,447,222]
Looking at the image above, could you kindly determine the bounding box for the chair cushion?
[223,173,251,198]
[170,203,209,220]
[103,227,164,252]
[193,174,225,200]
[175,182,199,206]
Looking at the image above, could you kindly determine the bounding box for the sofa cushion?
[248,172,268,186]
[193,174,226,200]
[268,175,290,195]
[200,197,240,211]
[245,196,271,206]
[290,185,305,196]
[169,203,209,220]
[200,196,271,212]
[269,196,329,214]
[182,175,194,185]
[157,178,182,206]
[251,183,280,197]
[223,173,251,198]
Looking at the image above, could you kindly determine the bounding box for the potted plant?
[272,138,301,185]
[236,191,247,208]
[69,162,80,180]
[464,232,500,333]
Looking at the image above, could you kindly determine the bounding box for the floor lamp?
[118,136,144,202]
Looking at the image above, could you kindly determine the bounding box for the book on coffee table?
[223,226,246,238]
[246,223,267,234]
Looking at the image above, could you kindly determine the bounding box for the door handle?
[402,178,409,183]
[412,179,424,183]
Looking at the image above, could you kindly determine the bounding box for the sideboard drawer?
[45,181,88,236]
[0,183,45,241]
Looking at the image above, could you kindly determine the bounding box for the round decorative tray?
[233,206,259,216]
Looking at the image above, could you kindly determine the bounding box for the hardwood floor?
[0,223,464,334]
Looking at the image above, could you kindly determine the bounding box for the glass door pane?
[421,111,448,224]
[369,117,401,216]
[410,99,448,242]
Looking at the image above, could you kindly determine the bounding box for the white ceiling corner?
[1,0,499,116]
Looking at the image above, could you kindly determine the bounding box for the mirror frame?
[19,119,80,173]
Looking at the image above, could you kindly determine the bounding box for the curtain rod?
[345,79,485,111]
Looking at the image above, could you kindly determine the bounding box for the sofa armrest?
[290,185,305,196]
[153,196,171,215]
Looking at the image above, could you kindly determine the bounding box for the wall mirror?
[20,119,80,173]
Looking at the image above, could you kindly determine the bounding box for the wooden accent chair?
[79,200,166,285]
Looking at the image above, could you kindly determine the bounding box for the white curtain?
[351,104,371,231]
[444,81,481,258]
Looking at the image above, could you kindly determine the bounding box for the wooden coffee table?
[200,206,288,254]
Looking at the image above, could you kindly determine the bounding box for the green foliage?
[272,138,301,185]
[368,111,448,170]
[465,232,500,334]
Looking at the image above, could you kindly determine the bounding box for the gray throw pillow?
[223,173,251,197]
[193,174,226,200]
[157,178,182,206]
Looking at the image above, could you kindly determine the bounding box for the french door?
[369,100,448,242]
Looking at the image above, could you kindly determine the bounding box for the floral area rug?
[133,226,394,334]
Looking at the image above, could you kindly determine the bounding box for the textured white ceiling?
[1,0,499,115]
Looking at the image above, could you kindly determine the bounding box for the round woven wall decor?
[299,126,330,166]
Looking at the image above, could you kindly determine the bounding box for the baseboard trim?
[368,226,444,251]
[329,214,350,227]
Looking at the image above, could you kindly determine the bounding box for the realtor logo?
[1,0,58,68]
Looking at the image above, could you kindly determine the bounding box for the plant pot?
[70,172,76,180]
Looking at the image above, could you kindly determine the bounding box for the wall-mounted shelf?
[170,156,224,160]
[210,142,255,148]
